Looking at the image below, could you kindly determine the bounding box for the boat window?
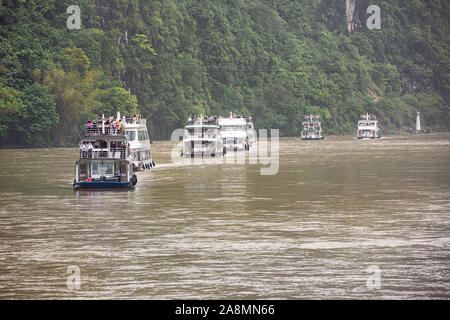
[126,131,136,141]
[222,125,245,131]
[92,162,113,175]
[204,128,216,136]
[137,150,150,161]
[138,130,148,141]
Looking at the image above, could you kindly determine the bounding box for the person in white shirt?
[87,142,93,158]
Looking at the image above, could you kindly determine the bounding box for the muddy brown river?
[0,134,449,299]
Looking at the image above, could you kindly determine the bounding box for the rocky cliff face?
[346,0,361,32]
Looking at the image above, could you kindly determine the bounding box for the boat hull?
[356,136,381,139]
[73,181,133,189]
[183,151,224,158]
[133,160,156,170]
[301,136,324,140]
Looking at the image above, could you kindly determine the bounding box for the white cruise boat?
[246,116,256,148]
[123,113,155,170]
[73,117,137,189]
[218,113,250,151]
[301,115,324,140]
[183,115,224,158]
[357,113,381,139]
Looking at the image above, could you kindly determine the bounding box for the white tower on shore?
[416,112,421,133]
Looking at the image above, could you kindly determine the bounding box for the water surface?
[0,134,449,299]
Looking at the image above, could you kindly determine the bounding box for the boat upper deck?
[302,114,322,132]
[84,113,146,137]
[358,114,378,129]
[186,113,253,126]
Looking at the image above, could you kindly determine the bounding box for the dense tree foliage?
[0,0,448,146]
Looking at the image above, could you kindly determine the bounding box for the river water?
[0,134,449,299]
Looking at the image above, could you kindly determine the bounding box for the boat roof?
[76,158,131,164]
[185,125,219,129]
[218,118,246,125]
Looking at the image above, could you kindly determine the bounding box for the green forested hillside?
[0,0,449,146]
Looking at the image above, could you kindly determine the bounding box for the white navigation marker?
[416,111,421,133]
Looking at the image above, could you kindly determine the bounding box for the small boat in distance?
[73,115,137,189]
[183,114,224,158]
[301,115,324,140]
[246,116,256,148]
[356,113,381,139]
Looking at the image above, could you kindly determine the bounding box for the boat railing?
[85,127,125,136]
[80,147,127,160]
[185,133,217,139]
[303,123,322,130]
[187,118,219,126]
[124,118,146,125]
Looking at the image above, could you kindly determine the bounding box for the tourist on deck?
[86,120,92,134]
[112,119,117,135]
[80,143,87,158]
[92,120,98,135]
[97,118,103,134]
[119,141,126,159]
[105,118,110,135]
[87,142,93,158]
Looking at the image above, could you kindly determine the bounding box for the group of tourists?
[124,114,142,124]
[86,118,124,135]
[79,140,127,159]
[304,115,320,121]
[85,114,142,136]
[360,113,377,120]
[187,114,252,125]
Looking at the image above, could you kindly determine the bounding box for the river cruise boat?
[218,113,249,151]
[183,115,224,158]
[301,115,324,140]
[73,115,137,189]
[245,116,256,148]
[123,114,155,170]
[356,113,380,139]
